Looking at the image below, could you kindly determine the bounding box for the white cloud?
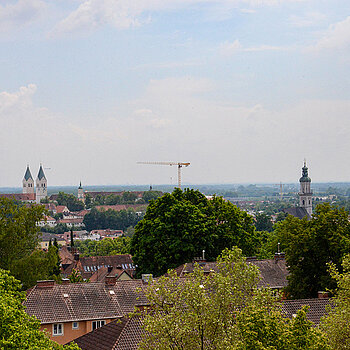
[312,16,350,51]
[51,0,310,35]
[0,0,47,32]
[219,39,291,55]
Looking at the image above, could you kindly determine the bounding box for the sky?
[1,0,350,187]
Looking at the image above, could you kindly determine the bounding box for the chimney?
[274,252,285,262]
[107,266,113,273]
[318,291,329,299]
[62,278,70,285]
[36,280,55,289]
[105,275,117,286]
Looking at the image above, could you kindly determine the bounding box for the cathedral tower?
[22,165,34,194]
[299,160,312,217]
[36,165,47,204]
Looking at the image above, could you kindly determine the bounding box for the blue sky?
[1,0,350,186]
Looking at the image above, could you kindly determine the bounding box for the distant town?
[1,162,350,349]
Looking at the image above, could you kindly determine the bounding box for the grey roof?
[173,258,289,289]
[24,166,33,181]
[282,207,311,220]
[40,232,63,242]
[24,280,149,324]
[37,165,46,180]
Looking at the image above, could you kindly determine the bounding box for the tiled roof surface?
[282,298,332,325]
[40,232,64,242]
[72,298,331,349]
[112,316,144,350]
[173,258,288,289]
[0,193,36,201]
[62,255,135,279]
[73,317,129,350]
[24,280,148,324]
[73,316,144,350]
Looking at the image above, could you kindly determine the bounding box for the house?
[39,233,66,250]
[37,215,56,228]
[57,217,85,228]
[172,253,289,290]
[61,254,136,280]
[24,279,149,345]
[91,229,124,239]
[73,296,332,350]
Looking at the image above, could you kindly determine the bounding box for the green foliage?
[255,213,273,232]
[0,269,79,350]
[105,194,122,205]
[74,236,131,256]
[138,247,329,350]
[130,189,259,277]
[321,254,350,349]
[56,192,84,212]
[275,203,350,298]
[83,207,143,231]
[11,245,61,290]
[84,193,92,208]
[142,190,163,203]
[68,268,85,283]
[0,198,45,270]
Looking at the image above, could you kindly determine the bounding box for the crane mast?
[137,161,190,189]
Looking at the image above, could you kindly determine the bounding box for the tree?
[0,269,79,349]
[255,213,273,232]
[10,245,61,289]
[56,192,84,212]
[83,207,142,231]
[142,190,163,203]
[321,254,350,349]
[130,189,259,277]
[138,247,329,350]
[0,198,45,270]
[275,203,350,299]
[74,237,131,256]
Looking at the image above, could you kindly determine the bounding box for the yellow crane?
[137,161,190,189]
[274,182,285,201]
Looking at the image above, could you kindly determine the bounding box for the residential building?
[24,279,149,345]
[39,233,66,250]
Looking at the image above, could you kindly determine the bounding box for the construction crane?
[274,182,285,201]
[137,161,190,189]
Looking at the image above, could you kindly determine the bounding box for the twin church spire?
[22,165,47,204]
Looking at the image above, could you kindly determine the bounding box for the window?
[53,323,63,336]
[92,320,105,330]
[72,322,79,329]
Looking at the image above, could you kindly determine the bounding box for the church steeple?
[23,165,34,194]
[78,181,84,202]
[36,164,47,203]
[299,160,312,217]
